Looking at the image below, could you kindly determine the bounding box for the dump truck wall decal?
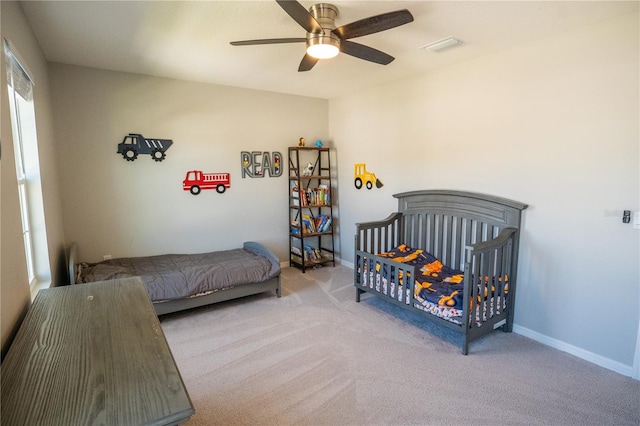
[117,133,173,162]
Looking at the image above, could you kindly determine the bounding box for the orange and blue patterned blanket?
[361,244,509,325]
[377,244,465,309]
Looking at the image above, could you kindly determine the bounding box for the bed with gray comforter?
[69,241,281,315]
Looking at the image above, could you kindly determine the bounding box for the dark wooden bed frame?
[68,241,281,316]
[354,190,527,354]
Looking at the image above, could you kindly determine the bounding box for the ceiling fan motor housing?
[307,3,340,51]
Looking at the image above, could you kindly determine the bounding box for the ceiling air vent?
[421,37,463,53]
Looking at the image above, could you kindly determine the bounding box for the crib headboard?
[394,190,528,271]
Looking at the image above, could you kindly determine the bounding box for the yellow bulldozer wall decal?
[354,163,383,190]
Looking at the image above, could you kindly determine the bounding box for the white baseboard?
[340,259,354,269]
[280,257,350,269]
[513,324,635,379]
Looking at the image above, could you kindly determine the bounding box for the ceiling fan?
[230,0,414,72]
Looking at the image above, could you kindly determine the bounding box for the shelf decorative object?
[288,146,335,272]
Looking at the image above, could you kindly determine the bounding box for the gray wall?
[1,1,66,355]
[50,64,329,263]
[330,12,639,373]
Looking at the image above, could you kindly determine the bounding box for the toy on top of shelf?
[298,137,305,147]
[315,140,323,147]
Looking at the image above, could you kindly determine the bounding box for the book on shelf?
[293,186,331,207]
[291,245,323,262]
[302,186,330,205]
[303,245,322,261]
[319,216,331,233]
[301,215,315,233]
[290,180,300,206]
[290,220,301,235]
[297,214,332,234]
[313,214,331,233]
[317,184,330,205]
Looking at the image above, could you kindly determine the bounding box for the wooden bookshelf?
[288,147,335,272]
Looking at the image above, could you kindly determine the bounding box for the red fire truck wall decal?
[183,170,230,195]
[117,133,173,162]
[241,151,282,178]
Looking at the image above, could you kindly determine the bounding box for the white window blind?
[4,39,39,287]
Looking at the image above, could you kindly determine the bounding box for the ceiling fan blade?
[276,0,323,34]
[340,40,394,65]
[333,9,414,40]
[230,38,306,46]
[298,54,319,72]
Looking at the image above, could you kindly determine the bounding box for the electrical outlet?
[103,254,112,260]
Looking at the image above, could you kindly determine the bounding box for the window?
[4,39,49,290]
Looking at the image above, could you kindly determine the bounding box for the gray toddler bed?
[69,241,281,315]
[354,190,527,354]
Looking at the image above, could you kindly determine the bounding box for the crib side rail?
[462,227,516,353]
[355,212,403,255]
[354,249,417,307]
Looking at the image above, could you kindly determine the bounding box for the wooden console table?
[1,277,194,425]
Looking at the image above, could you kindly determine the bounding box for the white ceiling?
[19,1,638,99]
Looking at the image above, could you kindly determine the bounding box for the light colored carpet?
[161,265,640,425]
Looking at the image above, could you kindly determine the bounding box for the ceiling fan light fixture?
[306,34,340,59]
